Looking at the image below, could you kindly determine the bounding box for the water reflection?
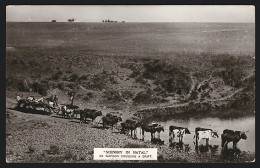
[195,144,219,155]
[169,141,191,152]
[151,137,164,145]
[220,147,242,161]
[150,116,255,153]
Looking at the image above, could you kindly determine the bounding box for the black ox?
[80,109,102,124]
[121,119,140,138]
[221,129,247,149]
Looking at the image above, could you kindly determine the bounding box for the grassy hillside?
[6,22,255,113]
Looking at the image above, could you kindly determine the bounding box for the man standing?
[70,92,75,107]
[54,95,58,106]
[16,94,21,102]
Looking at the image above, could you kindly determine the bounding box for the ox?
[194,127,219,147]
[102,114,122,130]
[169,126,191,144]
[80,109,102,124]
[221,129,247,149]
[121,119,140,138]
[61,105,74,119]
[140,123,164,141]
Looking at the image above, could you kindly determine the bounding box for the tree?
[68,18,76,22]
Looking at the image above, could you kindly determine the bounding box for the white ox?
[194,130,218,146]
[169,126,191,143]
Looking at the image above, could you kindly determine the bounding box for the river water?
[134,116,255,154]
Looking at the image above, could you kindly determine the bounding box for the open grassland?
[6,22,254,55]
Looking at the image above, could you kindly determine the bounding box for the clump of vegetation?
[129,69,141,78]
[69,73,79,82]
[83,92,94,101]
[79,75,88,80]
[6,76,29,92]
[212,55,252,88]
[82,74,108,90]
[121,90,134,99]
[157,155,188,163]
[47,145,60,155]
[141,59,191,94]
[27,146,35,154]
[104,90,124,103]
[123,143,147,148]
[52,71,63,80]
[63,150,77,161]
[6,76,49,95]
[133,89,166,105]
[189,90,198,100]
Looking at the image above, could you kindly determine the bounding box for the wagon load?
[15,94,54,115]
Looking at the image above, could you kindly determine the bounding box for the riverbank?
[6,106,255,163]
[135,98,255,122]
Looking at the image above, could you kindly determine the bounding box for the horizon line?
[6,21,255,23]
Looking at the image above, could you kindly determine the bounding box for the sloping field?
[6,22,255,112]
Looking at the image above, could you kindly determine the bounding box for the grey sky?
[6,5,255,23]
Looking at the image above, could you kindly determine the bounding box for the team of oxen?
[15,96,248,150]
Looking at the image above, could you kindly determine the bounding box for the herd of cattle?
[15,96,248,150]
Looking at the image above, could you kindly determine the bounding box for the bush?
[129,70,140,78]
[121,90,134,99]
[58,83,64,90]
[141,60,191,94]
[124,143,147,148]
[47,145,60,155]
[83,92,94,101]
[189,90,198,100]
[27,146,35,154]
[33,82,49,96]
[69,74,78,82]
[133,90,166,104]
[104,90,124,103]
[79,75,88,81]
[63,150,77,161]
[135,76,147,85]
[52,71,63,80]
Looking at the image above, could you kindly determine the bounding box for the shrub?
[129,70,140,78]
[27,146,35,154]
[104,90,124,103]
[189,90,198,100]
[58,83,64,90]
[63,150,77,161]
[135,76,147,85]
[124,143,147,148]
[52,71,63,80]
[48,145,60,155]
[121,90,134,99]
[141,60,191,94]
[133,90,166,104]
[79,75,88,81]
[69,74,78,82]
[83,92,93,101]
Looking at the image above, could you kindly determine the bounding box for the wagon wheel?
[16,102,23,110]
[44,106,52,115]
[53,107,60,114]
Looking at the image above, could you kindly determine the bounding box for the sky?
[6,5,255,23]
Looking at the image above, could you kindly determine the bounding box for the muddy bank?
[135,99,254,121]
